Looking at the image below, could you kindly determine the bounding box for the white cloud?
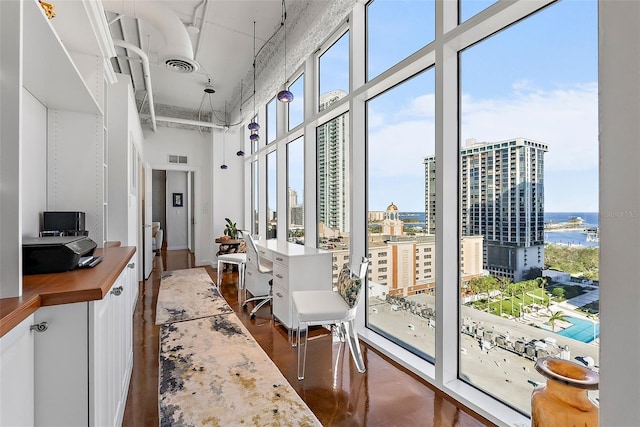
[366,82,598,211]
[461,82,598,172]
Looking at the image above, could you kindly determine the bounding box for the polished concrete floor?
[122,250,494,426]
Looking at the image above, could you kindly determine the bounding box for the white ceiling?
[104,0,298,126]
[52,0,357,129]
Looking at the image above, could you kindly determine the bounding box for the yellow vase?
[531,357,599,427]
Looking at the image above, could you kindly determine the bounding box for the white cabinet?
[34,302,89,426]
[0,315,35,427]
[34,258,136,426]
[256,240,332,329]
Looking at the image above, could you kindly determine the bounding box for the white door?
[143,163,153,278]
[187,171,194,252]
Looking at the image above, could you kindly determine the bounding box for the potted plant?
[223,218,238,240]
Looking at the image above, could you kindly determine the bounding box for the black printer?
[23,236,98,275]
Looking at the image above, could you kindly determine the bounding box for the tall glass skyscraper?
[424,137,548,281]
[317,90,349,234]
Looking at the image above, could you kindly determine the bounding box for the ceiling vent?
[168,155,188,164]
[165,58,197,73]
[103,0,198,73]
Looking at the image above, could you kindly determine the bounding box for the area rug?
[159,314,322,427]
[155,268,233,325]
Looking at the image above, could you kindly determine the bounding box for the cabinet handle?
[128,262,135,269]
[276,274,283,279]
[276,292,283,298]
[30,322,48,333]
[111,286,124,296]
[276,257,284,262]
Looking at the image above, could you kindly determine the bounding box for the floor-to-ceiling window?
[316,25,351,283]
[317,111,350,284]
[244,0,600,423]
[366,69,436,362]
[267,150,277,238]
[458,0,598,414]
[287,136,304,244]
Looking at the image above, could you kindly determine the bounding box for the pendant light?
[236,82,246,156]
[220,102,229,169]
[247,21,260,147]
[277,0,293,103]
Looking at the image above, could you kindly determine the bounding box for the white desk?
[255,240,332,329]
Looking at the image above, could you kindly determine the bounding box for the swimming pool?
[557,316,599,343]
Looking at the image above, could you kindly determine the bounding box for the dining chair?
[291,257,370,380]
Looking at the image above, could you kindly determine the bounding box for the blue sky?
[281,0,598,217]
[366,0,598,212]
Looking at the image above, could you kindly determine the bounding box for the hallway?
[122,250,493,426]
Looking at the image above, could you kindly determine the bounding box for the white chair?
[292,257,370,380]
[152,222,163,253]
[216,252,246,294]
[242,232,273,319]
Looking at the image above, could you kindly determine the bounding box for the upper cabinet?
[0,0,116,298]
[23,0,110,114]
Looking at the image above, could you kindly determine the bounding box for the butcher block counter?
[0,245,136,338]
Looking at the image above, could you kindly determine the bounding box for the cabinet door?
[90,290,115,427]
[35,302,89,426]
[0,315,35,427]
[89,262,133,427]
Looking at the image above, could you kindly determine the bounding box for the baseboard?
[195,259,214,267]
[167,245,188,250]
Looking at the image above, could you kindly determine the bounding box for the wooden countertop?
[0,246,136,338]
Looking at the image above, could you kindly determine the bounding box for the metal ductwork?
[103,0,199,73]
[113,40,157,131]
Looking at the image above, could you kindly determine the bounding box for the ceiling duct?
[103,0,198,73]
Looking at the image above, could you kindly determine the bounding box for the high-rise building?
[424,137,548,281]
[288,188,304,227]
[318,90,349,235]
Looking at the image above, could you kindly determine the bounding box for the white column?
[599,1,640,425]
[0,0,23,297]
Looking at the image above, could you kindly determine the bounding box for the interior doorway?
[152,169,195,254]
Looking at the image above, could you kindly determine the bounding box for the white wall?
[21,89,47,238]
[166,170,188,249]
[212,129,244,242]
[142,126,215,265]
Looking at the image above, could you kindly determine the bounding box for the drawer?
[257,247,270,261]
[246,252,258,266]
[272,285,290,328]
[272,263,288,290]
[271,253,288,267]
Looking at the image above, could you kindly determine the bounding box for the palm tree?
[548,310,567,332]
[498,277,511,317]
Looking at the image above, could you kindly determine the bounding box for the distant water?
[396,211,599,247]
[544,212,599,247]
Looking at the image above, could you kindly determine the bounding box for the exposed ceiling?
[102,0,315,129]
[102,0,286,128]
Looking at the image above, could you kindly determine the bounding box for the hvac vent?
[168,155,188,164]
[165,58,197,73]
